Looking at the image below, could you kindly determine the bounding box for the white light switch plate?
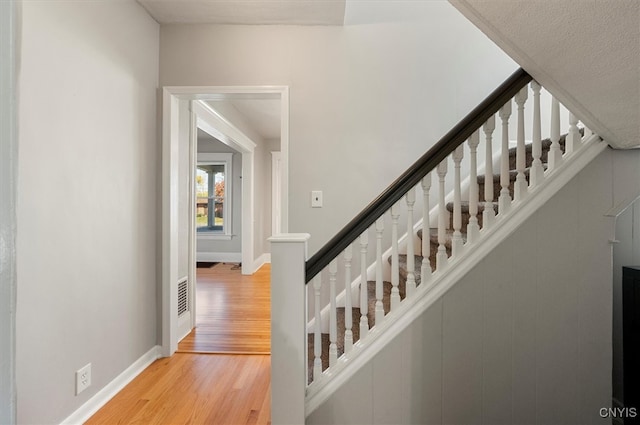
[311,191,323,208]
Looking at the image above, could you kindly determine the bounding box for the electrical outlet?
[76,363,91,395]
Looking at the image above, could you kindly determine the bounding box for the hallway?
[86,263,272,424]
[178,263,271,354]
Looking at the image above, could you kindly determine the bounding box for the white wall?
[0,1,18,423]
[16,1,159,423]
[309,148,625,425]
[159,1,518,254]
[611,149,640,406]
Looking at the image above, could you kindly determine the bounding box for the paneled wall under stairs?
[307,147,625,425]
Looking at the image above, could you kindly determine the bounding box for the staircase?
[269,69,608,424]
[307,132,574,383]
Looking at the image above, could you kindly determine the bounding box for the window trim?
[196,153,233,240]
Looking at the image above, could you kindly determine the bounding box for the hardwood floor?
[178,263,271,354]
[85,353,271,425]
[87,263,272,424]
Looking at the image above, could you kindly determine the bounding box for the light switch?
[311,191,323,208]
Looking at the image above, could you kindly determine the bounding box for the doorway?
[178,262,271,354]
[162,86,289,357]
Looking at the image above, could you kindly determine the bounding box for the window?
[196,153,233,238]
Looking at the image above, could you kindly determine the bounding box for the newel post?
[269,233,310,425]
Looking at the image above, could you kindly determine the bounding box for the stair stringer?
[305,134,607,416]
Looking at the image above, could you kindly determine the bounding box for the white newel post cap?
[268,233,311,246]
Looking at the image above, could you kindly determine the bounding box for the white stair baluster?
[405,188,417,297]
[452,146,464,257]
[359,231,369,339]
[436,158,448,271]
[530,81,544,187]
[498,99,512,214]
[375,217,385,324]
[390,204,401,310]
[467,130,481,243]
[328,259,338,367]
[420,174,432,286]
[313,275,322,381]
[514,86,529,201]
[483,115,496,228]
[565,112,579,156]
[548,97,563,171]
[343,245,353,353]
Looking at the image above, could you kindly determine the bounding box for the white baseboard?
[60,345,162,425]
[252,253,271,273]
[196,251,242,263]
[198,251,269,274]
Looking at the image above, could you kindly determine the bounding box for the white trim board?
[271,151,282,236]
[0,1,18,423]
[60,346,162,425]
[196,252,242,263]
[605,187,640,218]
[252,253,271,274]
[605,187,640,244]
[188,109,197,332]
[193,101,257,153]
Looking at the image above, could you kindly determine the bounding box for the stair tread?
[476,167,533,184]
[507,131,572,159]
[427,228,467,246]
[445,200,499,214]
[419,226,468,240]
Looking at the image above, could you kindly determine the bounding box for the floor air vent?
[178,278,188,317]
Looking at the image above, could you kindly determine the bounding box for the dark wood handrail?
[305,68,533,283]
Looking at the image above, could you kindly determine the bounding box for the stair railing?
[305,68,533,282]
[269,68,598,424]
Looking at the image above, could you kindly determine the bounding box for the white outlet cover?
[76,363,92,395]
[311,190,323,208]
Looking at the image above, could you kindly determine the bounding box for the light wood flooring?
[86,263,272,424]
[178,263,271,354]
[85,353,271,425]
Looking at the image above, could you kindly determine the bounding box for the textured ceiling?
[451,0,640,149]
[137,0,346,25]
